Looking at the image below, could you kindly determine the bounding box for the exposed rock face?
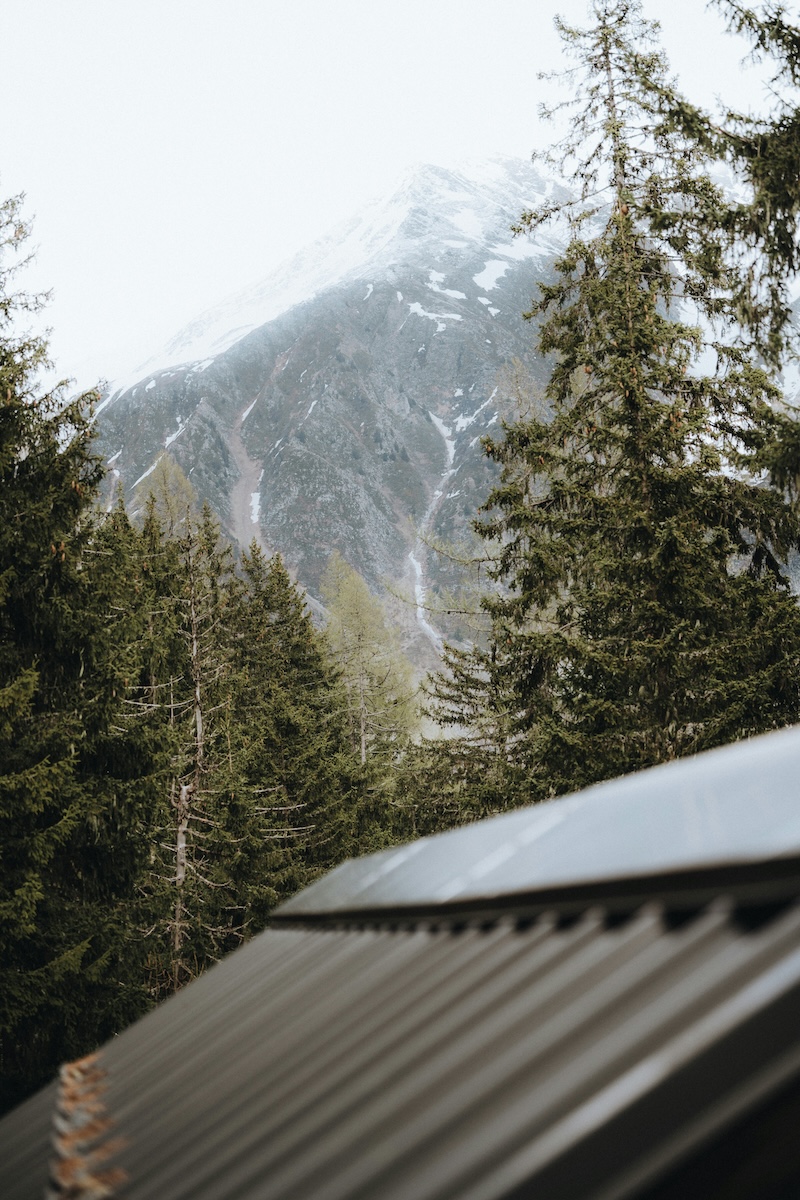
[96,158,562,664]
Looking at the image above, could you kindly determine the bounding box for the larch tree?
[321,552,419,850]
[135,453,198,539]
[429,0,800,804]
[321,552,417,768]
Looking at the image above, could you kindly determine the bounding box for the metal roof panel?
[278,725,800,917]
[3,901,800,1199]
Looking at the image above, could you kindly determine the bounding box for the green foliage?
[0,198,164,1112]
[131,506,365,1001]
[320,552,420,852]
[229,546,355,903]
[321,551,418,766]
[136,453,198,537]
[139,503,242,996]
[0,201,368,1105]
[9,0,800,1112]
[658,2,800,365]
[427,0,800,805]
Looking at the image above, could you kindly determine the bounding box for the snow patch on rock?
[429,411,456,465]
[241,395,258,422]
[427,270,467,300]
[454,388,496,431]
[132,457,162,489]
[408,301,463,333]
[409,550,443,651]
[250,489,261,525]
[473,260,509,290]
[165,419,186,448]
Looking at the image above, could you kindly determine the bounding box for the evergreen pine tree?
[429,0,800,803]
[63,496,172,1016]
[142,502,242,996]
[669,1,800,366]
[134,515,367,993]
[411,635,524,823]
[0,198,161,1111]
[228,546,355,908]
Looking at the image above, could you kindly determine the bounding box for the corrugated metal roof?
[5,729,800,1197]
[3,897,800,1198]
[277,725,800,921]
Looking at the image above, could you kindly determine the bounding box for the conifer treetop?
[427,0,800,801]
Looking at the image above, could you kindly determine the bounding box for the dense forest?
[3,0,800,1113]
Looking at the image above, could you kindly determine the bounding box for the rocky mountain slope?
[95,157,562,664]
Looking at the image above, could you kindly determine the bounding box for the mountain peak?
[132,156,551,378]
[96,153,562,664]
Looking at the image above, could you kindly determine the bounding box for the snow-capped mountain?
[130,158,562,376]
[95,157,561,663]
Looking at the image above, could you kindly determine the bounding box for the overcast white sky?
[0,0,783,388]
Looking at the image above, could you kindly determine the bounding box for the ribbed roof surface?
[4,728,800,1197]
[277,725,800,920]
[3,897,800,1199]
